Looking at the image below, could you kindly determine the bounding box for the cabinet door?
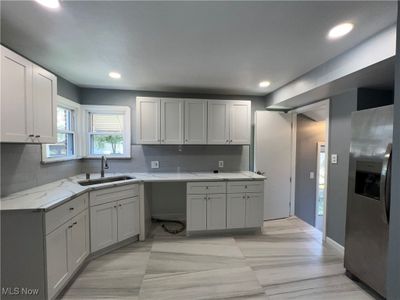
[245,193,264,228]
[230,101,251,144]
[184,99,207,144]
[161,98,184,144]
[227,193,246,229]
[187,194,207,231]
[117,197,140,241]
[46,222,70,300]
[68,210,89,274]
[1,46,33,143]
[90,202,118,252]
[207,194,227,230]
[207,100,230,144]
[136,97,161,144]
[32,65,57,143]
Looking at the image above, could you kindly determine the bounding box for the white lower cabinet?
[187,194,207,231]
[227,193,246,229]
[187,181,264,233]
[90,201,119,252]
[89,184,140,253]
[206,194,226,230]
[46,209,89,300]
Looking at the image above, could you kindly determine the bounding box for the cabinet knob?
[73,221,77,225]
[69,207,74,211]
[35,135,40,138]
[226,139,229,143]
[230,140,233,143]
[28,134,34,137]
[119,204,122,207]
[114,205,117,208]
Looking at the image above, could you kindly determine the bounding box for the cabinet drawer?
[45,193,88,235]
[90,184,139,207]
[227,181,264,194]
[187,181,226,194]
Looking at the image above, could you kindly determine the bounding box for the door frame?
[315,141,326,232]
[290,99,330,241]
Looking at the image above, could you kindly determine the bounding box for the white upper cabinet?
[136,97,161,144]
[230,101,251,144]
[208,100,251,145]
[161,98,184,144]
[32,65,57,143]
[184,99,207,144]
[1,46,57,144]
[1,46,33,143]
[136,97,251,145]
[207,100,230,144]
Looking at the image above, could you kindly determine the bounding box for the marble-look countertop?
[1,171,265,211]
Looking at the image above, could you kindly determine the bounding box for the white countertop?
[0,171,265,211]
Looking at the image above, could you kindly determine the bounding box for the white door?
[207,100,230,144]
[206,194,227,230]
[255,111,292,220]
[227,193,246,229]
[184,99,207,144]
[46,222,70,300]
[187,194,207,231]
[32,65,57,144]
[230,101,251,144]
[161,98,184,144]
[245,193,264,228]
[117,197,140,241]
[68,210,89,273]
[136,97,161,144]
[90,202,118,252]
[1,46,34,143]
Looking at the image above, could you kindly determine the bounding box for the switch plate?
[331,154,338,164]
[151,161,159,169]
[310,172,315,179]
[218,161,224,168]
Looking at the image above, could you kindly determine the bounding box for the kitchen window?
[42,97,81,162]
[83,105,131,158]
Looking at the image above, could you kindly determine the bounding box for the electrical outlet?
[218,161,224,168]
[331,154,338,164]
[151,161,159,169]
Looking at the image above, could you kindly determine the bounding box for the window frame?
[82,105,131,158]
[41,96,82,163]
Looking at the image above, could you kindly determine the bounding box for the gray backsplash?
[81,145,249,173]
[1,144,250,197]
[1,144,82,196]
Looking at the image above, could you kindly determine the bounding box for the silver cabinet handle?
[28,134,34,137]
[35,135,40,138]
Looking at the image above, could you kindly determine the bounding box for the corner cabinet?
[136,97,251,145]
[1,45,57,144]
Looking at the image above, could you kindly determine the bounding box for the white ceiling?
[1,1,397,95]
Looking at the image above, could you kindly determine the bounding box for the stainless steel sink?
[78,175,135,186]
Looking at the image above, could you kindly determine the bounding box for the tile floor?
[62,217,377,300]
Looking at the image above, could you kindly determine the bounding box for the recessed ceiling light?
[34,0,60,9]
[328,23,354,39]
[259,81,271,88]
[109,72,121,79]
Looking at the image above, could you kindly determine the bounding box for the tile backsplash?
[1,144,250,196]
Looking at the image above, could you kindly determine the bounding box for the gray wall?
[1,76,82,197]
[295,115,325,227]
[326,89,358,246]
[387,2,400,298]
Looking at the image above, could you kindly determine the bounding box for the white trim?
[326,237,344,257]
[41,96,82,163]
[81,105,131,158]
[323,101,330,241]
[290,113,297,216]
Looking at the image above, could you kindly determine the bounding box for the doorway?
[315,142,326,231]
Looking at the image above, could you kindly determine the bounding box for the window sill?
[41,156,82,164]
[83,156,132,160]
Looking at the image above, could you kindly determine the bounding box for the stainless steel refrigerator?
[345,104,393,298]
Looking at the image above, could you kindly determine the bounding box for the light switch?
[310,172,315,179]
[151,161,159,169]
[331,154,338,164]
[218,161,224,168]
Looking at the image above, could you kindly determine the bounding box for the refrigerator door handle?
[380,143,392,224]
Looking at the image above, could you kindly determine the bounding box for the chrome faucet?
[100,156,109,178]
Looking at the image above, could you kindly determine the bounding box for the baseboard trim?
[326,237,345,256]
